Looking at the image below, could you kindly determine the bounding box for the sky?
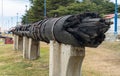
[110,0,120,4]
[0,0,30,31]
[0,0,120,31]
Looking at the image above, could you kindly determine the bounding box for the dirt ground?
[0,39,120,76]
[83,41,120,76]
[40,41,120,76]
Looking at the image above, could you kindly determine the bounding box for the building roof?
[104,14,114,19]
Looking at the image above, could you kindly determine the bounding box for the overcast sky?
[110,0,120,4]
[0,0,119,31]
[0,0,30,31]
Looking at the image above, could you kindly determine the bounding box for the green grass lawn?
[0,42,49,76]
[0,41,120,76]
[0,41,100,76]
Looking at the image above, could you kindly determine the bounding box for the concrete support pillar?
[49,41,85,76]
[49,41,61,76]
[14,35,40,60]
[13,35,23,51]
[28,38,40,60]
[13,35,19,50]
[18,36,23,51]
[61,44,85,76]
[23,36,29,59]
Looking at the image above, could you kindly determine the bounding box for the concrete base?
[13,35,23,51]
[23,37,40,60]
[18,36,23,51]
[23,36,29,59]
[13,35,19,50]
[49,41,85,76]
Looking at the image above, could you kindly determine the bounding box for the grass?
[101,41,120,52]
[82,41,120,76]
[0,41,120,76]
[0,42,49,76]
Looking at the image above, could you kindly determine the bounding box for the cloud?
[110,0,120,4]
[0,0,30,30]
[0,0,30,16]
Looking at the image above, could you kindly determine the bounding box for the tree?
[22,0,76,24]
[83,0,114,14]
[46,0,76,17]
[22,0,117,24]
[22,0,44,24]
[102,2,114,14]
[48,2,103,17]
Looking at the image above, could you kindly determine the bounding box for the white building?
[105,14,120,41]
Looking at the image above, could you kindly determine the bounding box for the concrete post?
[18,36,23,51]
[14,35,40,60]
[13,35,19,50]
[49,41,85,76]
[28,38,40,60]
[61,44,85,76]
[23,36,29,59]
[49,41,61,76]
